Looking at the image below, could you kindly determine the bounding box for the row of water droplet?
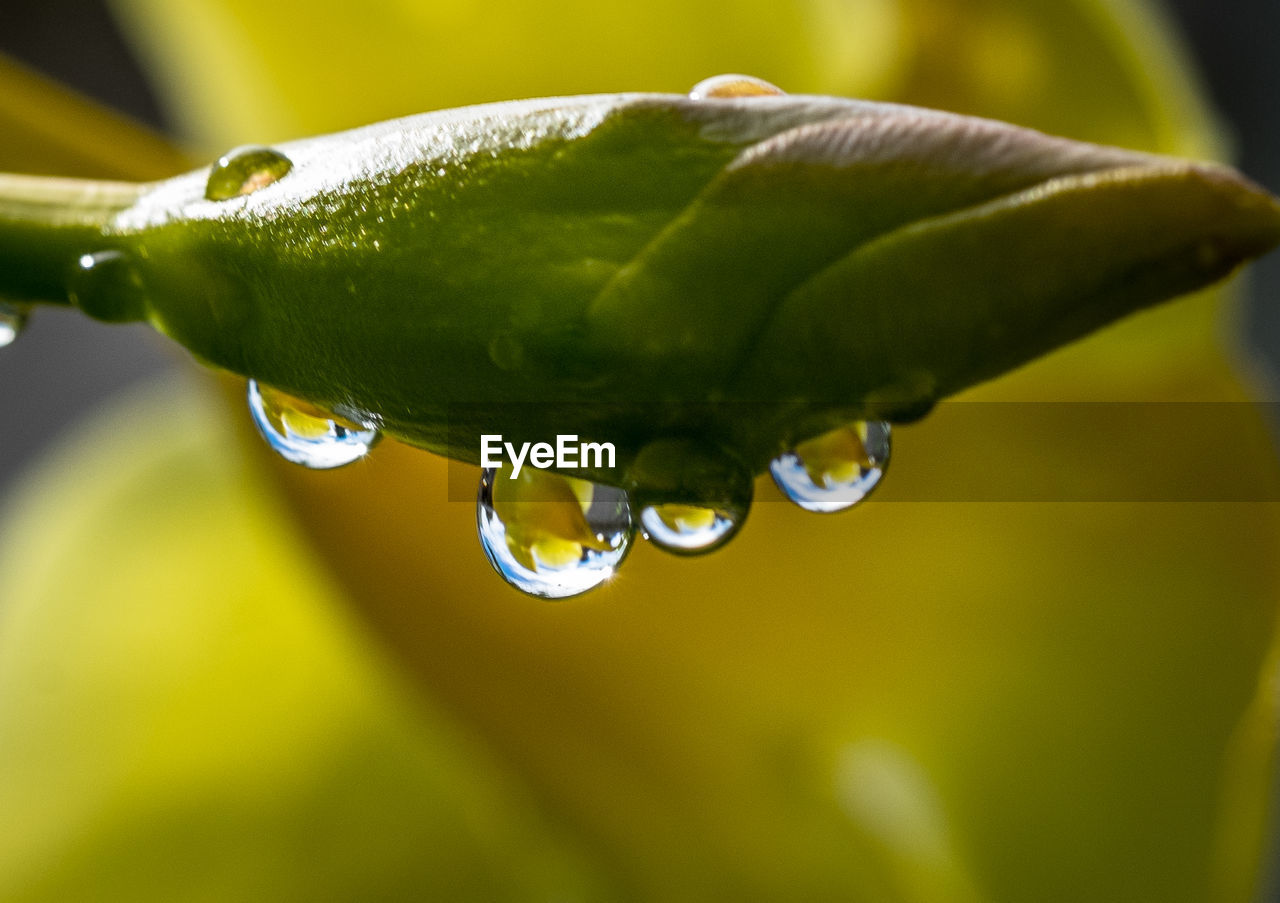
[238,72,879,598]
[4,295,887,598]
[246,380,890,599]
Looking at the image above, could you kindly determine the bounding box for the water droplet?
[205,146,293,201]
[626,437,753,553]
[689,74,786,99]
[68,250,147,322]
[477,466,633,599]
[0,303,28,347]
[639,502,745,555]
[771,421,891,512]
[247,379,379,468]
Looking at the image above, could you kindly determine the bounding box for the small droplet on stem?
[770,421,891,512]
[68,250,147,322]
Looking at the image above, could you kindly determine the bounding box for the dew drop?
[477,466,633,599]
[247,379,379,468]
[0,302,28,347]
[68,250,147,322]
[639,502,746,555]
[689,74,786,99]
[770,421,891,512]
[205,146,293,201]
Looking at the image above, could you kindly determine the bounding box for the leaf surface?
[89,93,1280,482]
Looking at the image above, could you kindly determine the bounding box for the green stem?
[0,173,145,303]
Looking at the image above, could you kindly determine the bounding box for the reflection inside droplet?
[477,466,633,598]
[689,74,786,99]
[771,421,891,512]
[247,379,379,468]
[206,146,293,201]
[640,502,746,555]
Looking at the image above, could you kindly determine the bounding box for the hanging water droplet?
[0,302,28,347]
[639,502,746,555]
[247,379,379,469]
[68,250,148,322]
[770,421,891,513]
[689,74,786,99]
[477,466,633,599]
[626,437,753,554]
[205,146,293,201]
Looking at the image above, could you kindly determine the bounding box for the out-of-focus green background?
[2,1,1280,901]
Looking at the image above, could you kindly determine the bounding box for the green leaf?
[4,92,1278,492]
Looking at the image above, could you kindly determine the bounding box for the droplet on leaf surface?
[688,74,785,99]
[205,146,293,200]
